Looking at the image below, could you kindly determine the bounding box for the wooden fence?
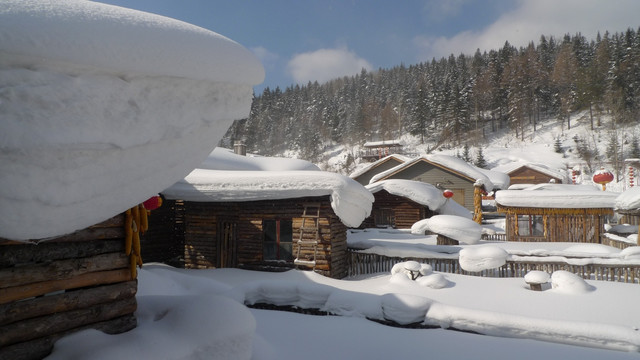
[347,250,640,284]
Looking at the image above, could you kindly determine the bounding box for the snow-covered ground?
[47,259,640,359]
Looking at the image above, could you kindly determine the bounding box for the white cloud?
[414,0,640,60]
[286,47,373,85]
[250,46,278,70]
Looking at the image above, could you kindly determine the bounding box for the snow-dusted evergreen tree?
[474,147,487,168]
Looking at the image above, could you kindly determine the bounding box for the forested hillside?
[221,28,640,167]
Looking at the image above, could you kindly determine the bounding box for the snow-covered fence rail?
[480,233,507,241]
[347,250,640,284]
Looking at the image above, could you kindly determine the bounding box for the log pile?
[0,215,137,360]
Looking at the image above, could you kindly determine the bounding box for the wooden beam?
[0,269,131,304]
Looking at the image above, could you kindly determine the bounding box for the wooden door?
[217,220,237,268]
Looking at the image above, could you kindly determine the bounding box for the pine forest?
[221,29,640,170]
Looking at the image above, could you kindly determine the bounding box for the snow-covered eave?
[496,163,568,183]
[615,186,640,212]
[349,154,409,179]
[495,190,619,209]
[366,179,445,210]
[162,169,374,228]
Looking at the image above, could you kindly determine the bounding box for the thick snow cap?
[0,0,264,240]
[163,169,374,228]
[615,186,640,211]
[495,185,619,209]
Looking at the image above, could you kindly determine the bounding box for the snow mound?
[411,215,481,244]
[550,270,595,294]
[381,293,433,325]
[620,246,640,259]
[163,169,374,228]
[459,246,508,272]
[416,273,451,289]
[48,295,256,360]
[0,0,264,240]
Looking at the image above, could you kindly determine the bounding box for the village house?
[613,186,640,245]
[492,162,568,187]
[350,154,410,186]
[366,154,509,222]
[361,179,471,229]
[359,140,406,162]
[495,184,619,243]
[145,148,373,279]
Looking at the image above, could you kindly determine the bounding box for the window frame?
[263,219,293,261]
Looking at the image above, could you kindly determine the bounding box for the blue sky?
[96,0,639,93]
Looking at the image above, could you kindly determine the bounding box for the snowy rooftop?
[369,154,509,190]
[349,154,411,179]
[0,1,263,241]
[495,185,619,209]
[615,186,640,212]
[163,169,373,228]
[200,148,320,171]
[492,162,569,183]
[363,140,403,147]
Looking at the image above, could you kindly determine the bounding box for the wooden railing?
[347,250,640,284]
[480,233,508,241]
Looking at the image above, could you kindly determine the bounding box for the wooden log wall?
[140,199,184,267]
[178,196,348,278]
[503,210,609,243]
[347,250,640,284]
[361,190,434,229]
[0,215,136,360]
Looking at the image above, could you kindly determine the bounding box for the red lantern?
[143,195,163,210]
[443,189,454,199]
[592,169,614,191]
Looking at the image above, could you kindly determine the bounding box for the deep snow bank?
[0,0,264,240]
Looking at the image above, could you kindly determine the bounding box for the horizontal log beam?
[0,252,129,289]
[0,269,131,304]
[0,281,137,326]
[0,239,123,267]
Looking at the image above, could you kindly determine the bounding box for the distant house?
[368,154,509,218]
[360,140,405,162]
[495,185,618,243]
[350,154,410,186]
[362,179,471,229]
[146,148,373,279]
[493,162,568,187]
[615,187,640,236]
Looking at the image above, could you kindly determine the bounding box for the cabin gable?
[362,190,436,229]
[508,166,563,185]
[353,157,404,186]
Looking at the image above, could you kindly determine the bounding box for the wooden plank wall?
[361,190,434,229]
[179,196,348,278]
[0,215,136,360]
[505,212,606,243]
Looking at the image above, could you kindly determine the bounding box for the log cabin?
[492,163,568,187]
[155,159,373,279]
[359,140,406,162]
[0,205,152,360]
[495,185,618,243]
[361,179,471,229]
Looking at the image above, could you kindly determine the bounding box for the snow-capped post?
[524,270,550,291]
[473,183,483,224]
[592,168,614,191]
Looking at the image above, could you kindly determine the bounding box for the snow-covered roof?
[366,179,471,218]
[349,154,410,179]
[201,147,320,171]
[363,140,403,147]
[615,186,640,211]
[0,1,263,241]
[492,162,569,183]
[370,154,506,190]
[495,185,619,209]
[410,215,481,244]
[163,169,374,228]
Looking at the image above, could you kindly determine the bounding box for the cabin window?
[517,215,544,237]
[374,208,395,227]
[263,219,293,261]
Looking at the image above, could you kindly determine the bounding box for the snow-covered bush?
[458,246,508,272]
[550,270,595,294]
